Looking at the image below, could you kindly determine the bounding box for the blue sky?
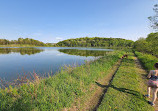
[0,0,157,43]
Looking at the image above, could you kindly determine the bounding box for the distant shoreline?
[0,44,54,47]
[0,45,133,50]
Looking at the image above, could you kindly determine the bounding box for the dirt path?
[87,55,157,111]
[63,59,122,111]
[85,59,122,111]
[78,59,122,111]
[67,54,156,111]
[134,56,158,111]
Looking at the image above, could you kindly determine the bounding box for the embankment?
[97,52,154,111]
[0,51,124,111]
[135,51,158,71]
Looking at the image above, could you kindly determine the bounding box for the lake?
[0,47,113,82]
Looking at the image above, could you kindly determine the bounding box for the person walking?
[146,62,158,106]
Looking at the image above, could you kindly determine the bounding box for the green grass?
[135,51,158,71]
[97,53,154,111]
[0,51,124,111]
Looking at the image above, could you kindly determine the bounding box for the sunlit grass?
[0,51,124,110]
[135,51,158,71]
[97,53,154,111]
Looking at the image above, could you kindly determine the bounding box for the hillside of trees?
[134,32,158,57]
[55,37,134,48]
[0,38,50,46]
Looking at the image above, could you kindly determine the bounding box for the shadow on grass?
[95,82,148,102]
[92,59,123,111]
[92,57,147,111]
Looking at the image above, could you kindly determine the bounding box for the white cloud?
[55,37,63,41]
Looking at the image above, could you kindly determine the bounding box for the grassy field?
[0,51,124,111]
[97,52,154,111]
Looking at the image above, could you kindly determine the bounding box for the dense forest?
[55,37,134,48]
[134,32,158,57]
[0,38,51,46]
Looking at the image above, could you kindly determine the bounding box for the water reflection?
[0,48,44,55]
[58,49,112,57]
[0,47,113,82]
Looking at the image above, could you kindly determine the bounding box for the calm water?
[0,47,113,82]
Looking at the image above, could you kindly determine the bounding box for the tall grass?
[135,51,158,71]
[0,51,124,111]
[97,53,154,111]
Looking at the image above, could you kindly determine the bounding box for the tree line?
[0,38,50,46]
[55,37,134,48]
[134,32,158,57]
